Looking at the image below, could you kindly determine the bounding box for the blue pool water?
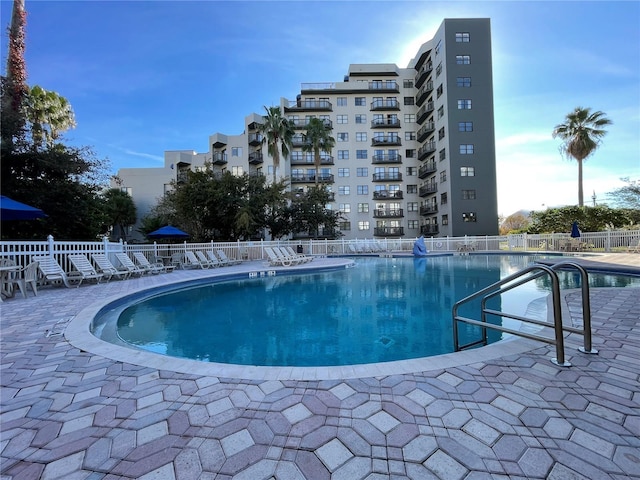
[99,255,640,367]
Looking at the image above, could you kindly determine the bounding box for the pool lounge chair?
[114,253,146,277]
[67,254,105,284]
[32,255,84,288]
[216,249,242,266]
[195,251,220,268]
[131,251,166,274]
[184,251,209,269]
[91,253,131,281]
[627,240,640,253]
[283,246,313,263]
[264,247,295,267]
[204,251,225,268]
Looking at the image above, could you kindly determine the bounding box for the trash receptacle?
[297,245,303,254]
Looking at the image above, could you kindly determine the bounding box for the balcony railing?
[290,156,334,166]
[371,153,402,164]
[419,184,437,197]
[416,101,435,124]
[418,161,437,178]
[370,99,400,111]
[373,209,404,218]
[291,135,308,147]
[284,99,333,112]
[415,61,433,88]
[418,141,436,160]
[212,152,228,165]
[290,174,335,184]
[371,136,402,146]
[368,81,399,92]
[373,190,403,200]
[417,121,435,142]
[420,204,438,215]
[415,81,434,106]
[292,189,336,202]
[248,133,263,146]
[374,227,405,237]
[248,152,264,164]
[372,172,402,182]
[420,224,439,235]
[289,118,333,130]
[371,118,401,128]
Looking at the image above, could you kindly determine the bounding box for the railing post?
[47,235,55,257]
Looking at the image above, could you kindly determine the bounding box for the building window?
[406,149,416,158]
[358,203,369,213]
[458,121,473,132]
[436,62,442,77]
[357,185,369,195]
[339,203,351,213]
[358,221,370,231]
[337,97,347,106]
[457,99,472,110]
[404,96,415,105]
[438,127,445,140]
[457,77,471,87]
[232,147,242,157]
[355,97,366,106]
[462,189,476,200]
[231,166,244,176]
[460,167,475,176]
[338,168,350,177]
[406,185,418,194]
[121,187,133,196]
[339,221,351,231]
[337,132,349,142]
[356,150,368,159]
[357,167,368,177]
[407,220,418,229]
[356,132,367,142]
[404,113,416,124]
[405,131,416,141]
[338,150,349,160]
[440,192,447,204]
[439,148,446,161]
[462,212,477,222]
[436,84,443,98]
[437,106,444,119]
[460,144,474,154]
[456,55,471,64]
[442,214,449,225]
[163,184,171,195]
[337,114,348,124]
[435,40,442,55]
[440,170,447,183]
[403,80,414,88]
[339,186,350,195]
[455,32,470,42]
[406,166,417,176]
[355,114,366,124]
[407,202,418,212]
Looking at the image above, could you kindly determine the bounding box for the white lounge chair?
[216,249,241,266]
[264,247,293,267]
[32,255,84,288]
[184,251,208,269]
[68,254,104,284]
[627,240,640,253]
[205,251,225,268]
[283,246,313,263]
[91,253,131,280]
[195,251,220,268]
[114,253,146,277]
[131,251,165,274]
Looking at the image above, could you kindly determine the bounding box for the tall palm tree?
[302,118,335,186]
[258,106,294,182]
[552,107,612,207]
[26,85,77,149]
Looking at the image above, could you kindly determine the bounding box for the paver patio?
[1,255,639,479]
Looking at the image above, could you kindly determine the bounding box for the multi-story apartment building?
[114,18,498,241]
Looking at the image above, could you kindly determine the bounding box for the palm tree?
[258,106,294,182]
[302,117,335,186]
[26,85,77,149]
[552,107,612,207]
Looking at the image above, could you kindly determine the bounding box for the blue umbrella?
[570,221,581,238]
[0,195,47,221]
[147,225,189,239]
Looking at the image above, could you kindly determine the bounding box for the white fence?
[1,230,638,270]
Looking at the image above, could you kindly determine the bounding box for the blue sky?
[1,0,638,215]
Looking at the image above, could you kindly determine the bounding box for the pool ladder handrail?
[452,261,598,367]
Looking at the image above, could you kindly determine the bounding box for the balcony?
[290,156,334,166]
[414,61,433,88]
[371,135,401,147]
[374,227,405,237]
[248,152,264,164]
[292,189,335,202]
[284,99,332,112]
[371,117,401,128]
[372,153,402,164]
[373,190,403,200]
[416,101,435,124]
[418,141,436,160]
[418,184,437,197]
[420,224,439,235]
[212,151,227,165]
[417,121,435,142]
[370,99,400,111]
[373,172,402,182]
[248,133,263,146]
[415,81,434,106]
[289,118,333,130]
[368,81,399,92]
[291,134,307,147]
[373,208,404,218]
[291,174,335,184]
[420,204,438,215]
[176,170,189,184]
[418,160,436,178]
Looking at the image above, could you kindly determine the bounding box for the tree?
[290,186,342,238]
[552,107,612,207]
[302,118,335,186]
[258,106,294,183]
[103,188,137,241]
[606,178,640,210]
[527,205,630,234]
[25,85,76,150]
[500,212,530,235]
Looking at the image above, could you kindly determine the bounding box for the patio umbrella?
[570,221,581,238]
[147,225,189,240]
[0,195,47,221]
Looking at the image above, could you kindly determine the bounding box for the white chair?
[114,253,146,277]
[6,261,39,297]
[68,254,104,284]
[131,251,165,274]
[195,251,220,268]
[283,246,313,263]
[184,251,208,269]
[205,251,225,268]
[91,253,131,281]
[264,247,293,267]
[32,255,84,288]
[216,249,241,266]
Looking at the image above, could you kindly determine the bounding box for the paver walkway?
[1,255,639,479]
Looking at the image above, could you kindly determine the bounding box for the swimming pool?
[93,254,640,367]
